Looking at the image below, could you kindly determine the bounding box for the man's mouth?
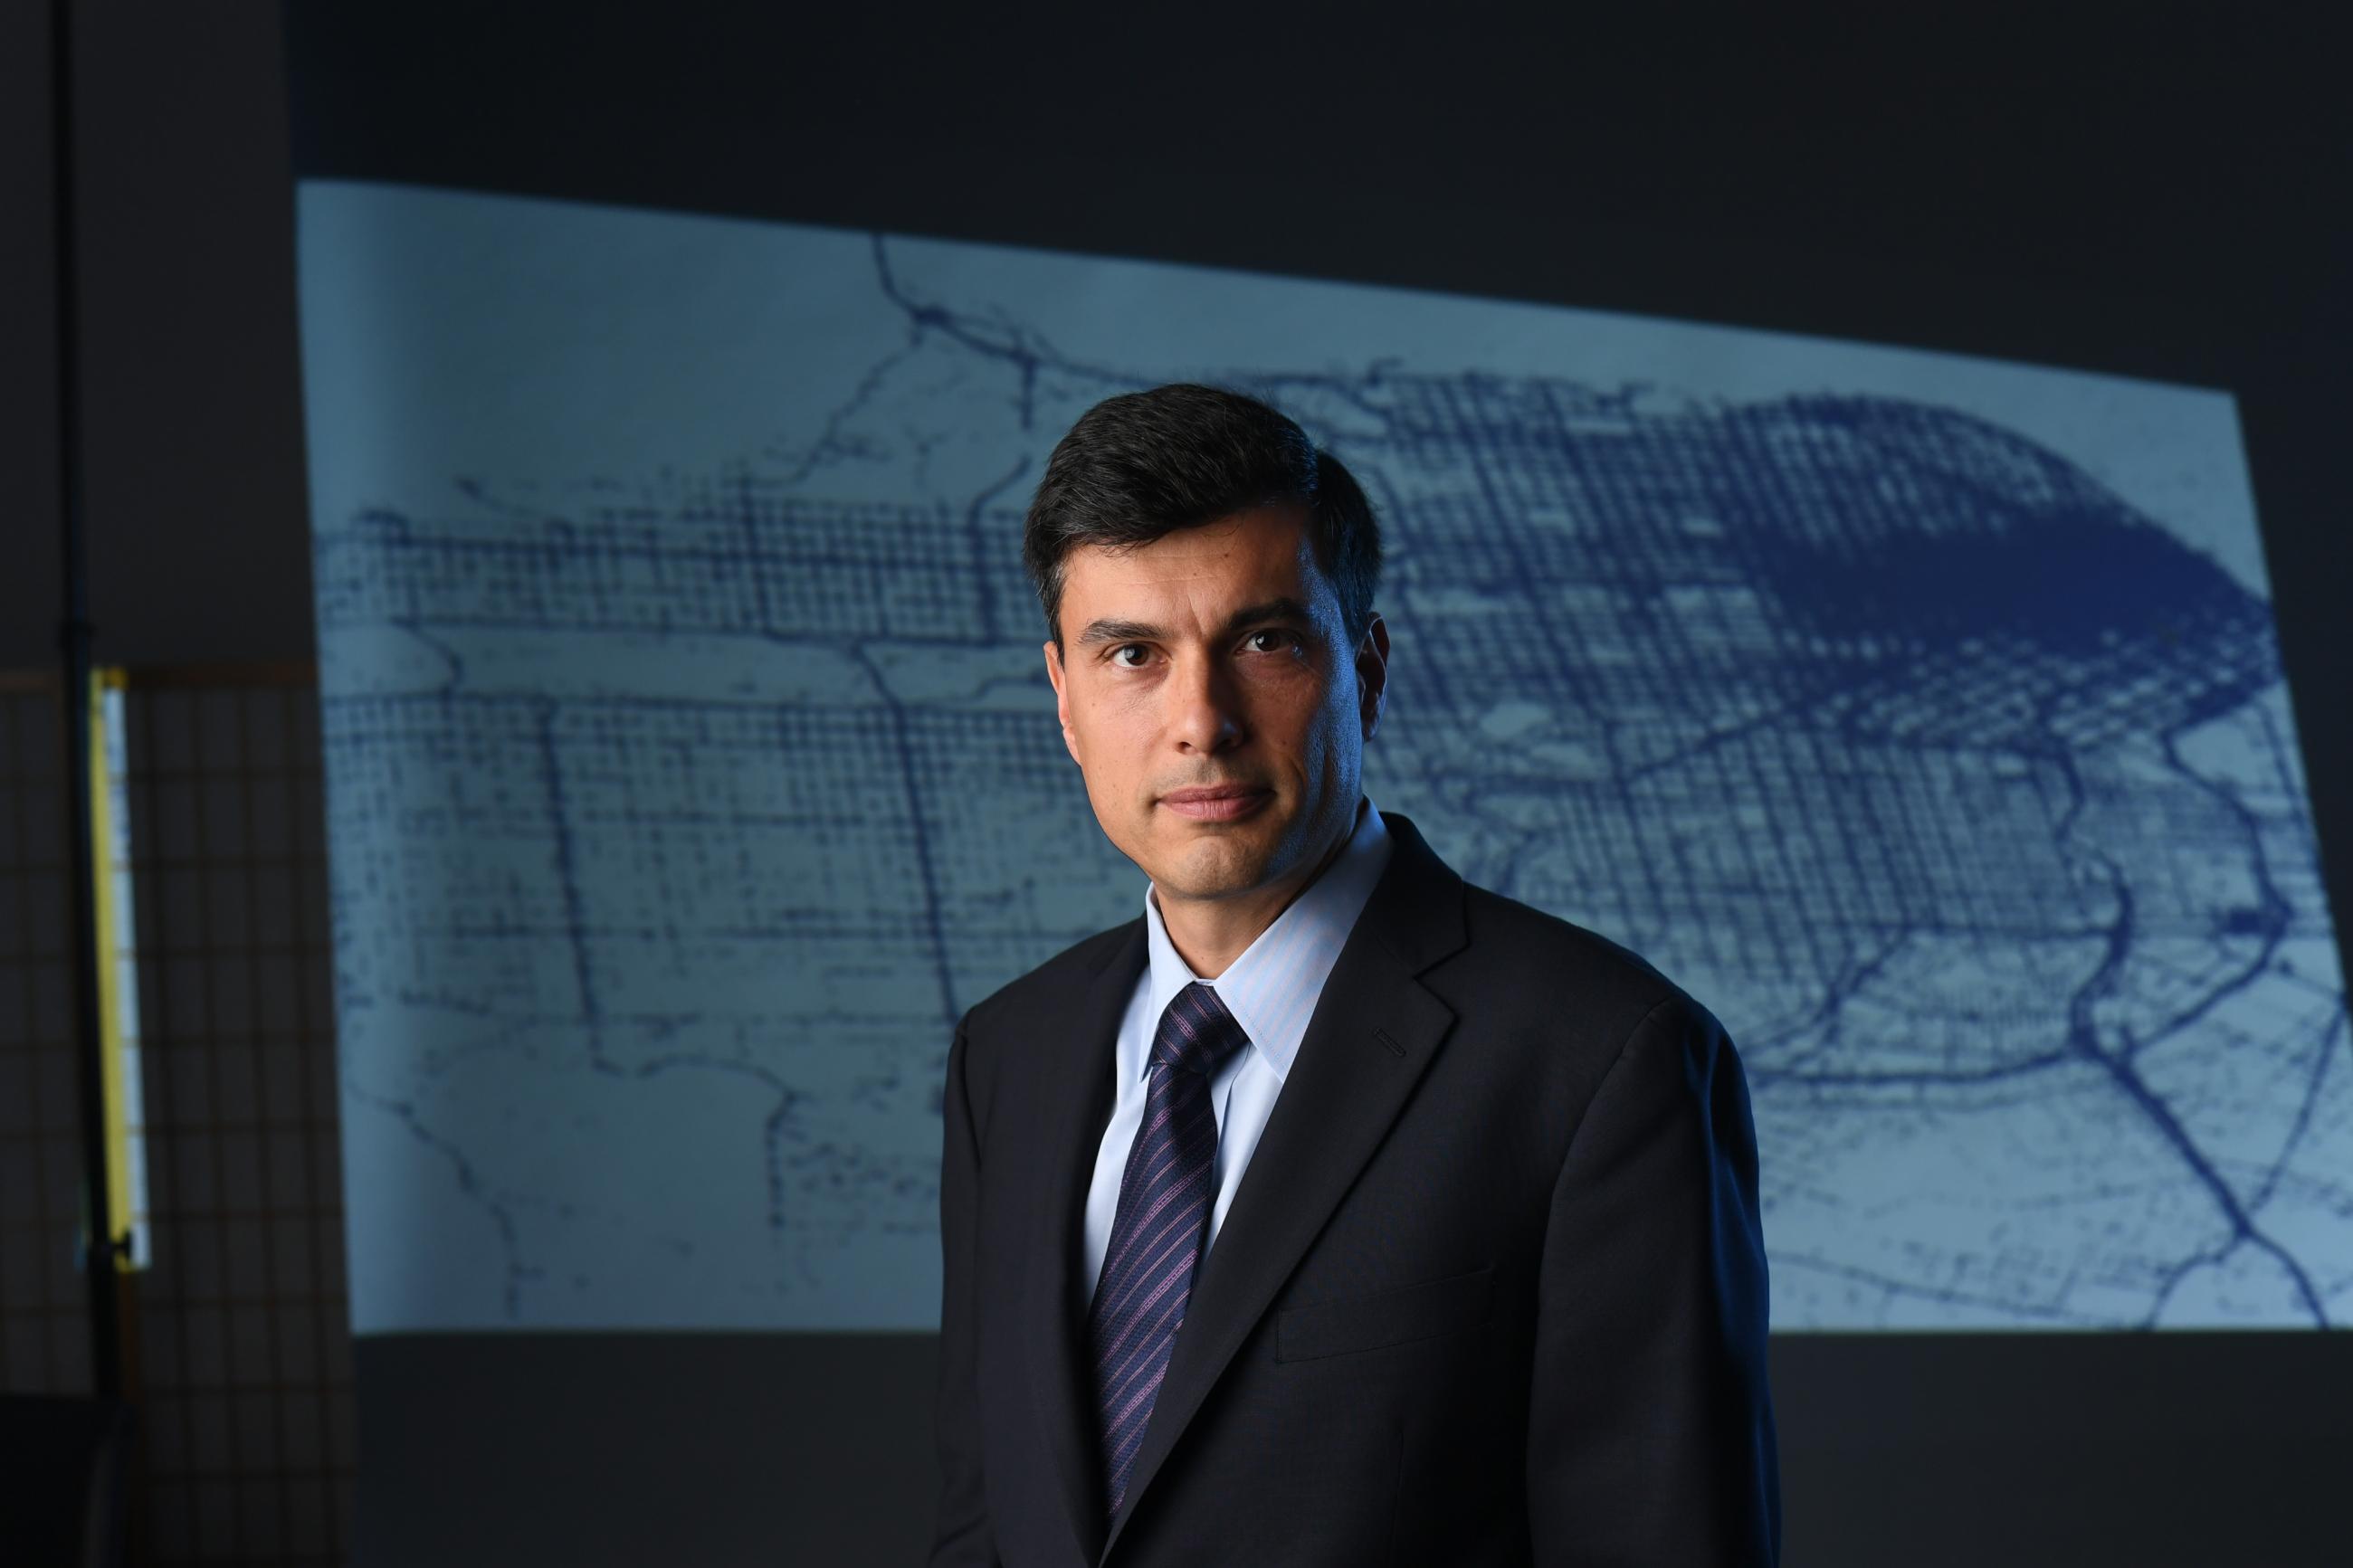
[1160,785,1272,822]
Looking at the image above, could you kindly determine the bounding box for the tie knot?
[1151,982,1249,1077]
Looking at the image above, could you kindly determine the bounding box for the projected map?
[299,183,2348,1331]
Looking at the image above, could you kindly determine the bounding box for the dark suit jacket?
[931,810,1779,1566]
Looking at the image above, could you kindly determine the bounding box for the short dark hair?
[1023,384,1382,649]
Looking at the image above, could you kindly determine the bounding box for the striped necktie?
[1086,980,1249,1519]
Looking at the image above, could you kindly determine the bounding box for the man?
[932,385,1778,1566]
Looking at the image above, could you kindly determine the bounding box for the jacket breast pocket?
[1275,1266,1494,1363]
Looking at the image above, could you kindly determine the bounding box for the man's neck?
[1154,803,1362,979]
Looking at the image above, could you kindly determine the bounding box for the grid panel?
[129,677,354,1566]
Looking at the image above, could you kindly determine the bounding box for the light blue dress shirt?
[1081,794,1396,1302]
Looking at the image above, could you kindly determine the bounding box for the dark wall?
[2,2,311,670]
[347,1330,2353,1566]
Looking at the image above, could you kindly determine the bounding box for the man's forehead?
[1062,507,1318,601]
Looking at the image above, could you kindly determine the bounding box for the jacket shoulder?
[961,917,1140,1037]
[949,920,1138,1143]
[1449,881,1722,1044]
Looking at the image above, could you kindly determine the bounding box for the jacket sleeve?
[929,1012,1003,1566]
[1526,993,1781,1566]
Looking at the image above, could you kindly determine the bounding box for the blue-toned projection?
[297,181,2348,1332]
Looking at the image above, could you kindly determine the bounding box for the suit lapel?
[1098,811,1469,1562]
[1022,917,1144,1567]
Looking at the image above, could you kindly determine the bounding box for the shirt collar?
[1136,793,1394,1085]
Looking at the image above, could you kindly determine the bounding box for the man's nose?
[1168,651,1245,754]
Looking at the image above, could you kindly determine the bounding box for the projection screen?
[297,178,2348,1339]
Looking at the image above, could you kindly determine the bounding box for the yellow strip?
[88,668,138,1268]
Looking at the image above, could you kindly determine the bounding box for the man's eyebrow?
[1072,597,1317,647]
[1072,617,1163,648]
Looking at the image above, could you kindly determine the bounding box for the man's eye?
[1111,644,1151,667]
[1245,629,1297,653]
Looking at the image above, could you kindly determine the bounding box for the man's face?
[1043,505,1387,908]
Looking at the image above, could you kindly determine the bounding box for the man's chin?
[1149,834,1280,902]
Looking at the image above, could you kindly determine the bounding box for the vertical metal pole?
[52,0,126,1402]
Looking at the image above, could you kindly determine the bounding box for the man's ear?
[1354,613,1391,742]
[1043,639,1082,766]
